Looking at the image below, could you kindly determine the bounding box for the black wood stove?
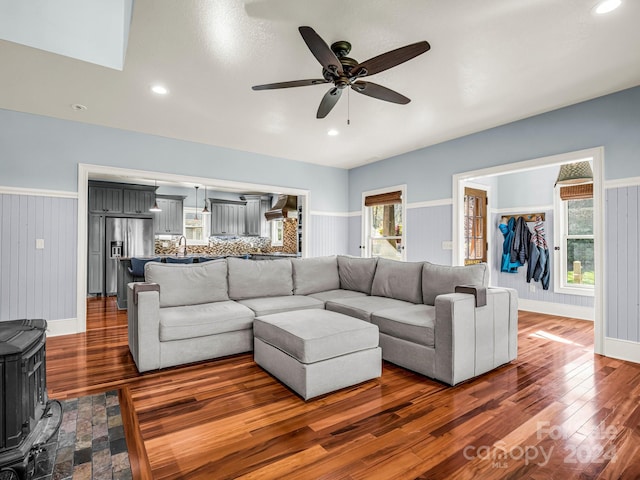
[0,320,50,480]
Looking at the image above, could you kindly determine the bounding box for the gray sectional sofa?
[127,255,518,387]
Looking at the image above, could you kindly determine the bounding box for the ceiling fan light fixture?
[594,0,621,14]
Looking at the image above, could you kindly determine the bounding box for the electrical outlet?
[442,241,453,250]
[529,284,536,293]
[35,239,45,249]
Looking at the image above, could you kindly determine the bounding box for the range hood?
[265,195,298,221]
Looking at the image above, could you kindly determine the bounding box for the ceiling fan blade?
[317,87,342,118]
[354,41,430,77]
[299,26,344,76]
[351,81,410,104]
[252,79,328,90]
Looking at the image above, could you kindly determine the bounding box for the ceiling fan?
[252,26,431,119]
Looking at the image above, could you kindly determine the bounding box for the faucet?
[177,235,188,257]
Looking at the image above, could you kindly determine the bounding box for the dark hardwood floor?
[46,297,640,479]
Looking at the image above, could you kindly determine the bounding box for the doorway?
[452,147,604,354]
[463,186,488,266]
[76,163,311,334]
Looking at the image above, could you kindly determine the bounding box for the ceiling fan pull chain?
[347,87,350,125]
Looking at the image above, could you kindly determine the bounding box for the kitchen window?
[271,219,284,246]
[184,207,210,245]
[553,183,594,296]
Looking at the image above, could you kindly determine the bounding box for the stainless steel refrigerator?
[105,217,154,295]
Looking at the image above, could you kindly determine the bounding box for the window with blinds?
[555,182,594,294]
[363,190,404,261]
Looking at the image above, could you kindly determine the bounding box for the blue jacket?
[499,217,523,273]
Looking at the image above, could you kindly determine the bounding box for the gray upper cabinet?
[88,186,123,214]
[243,196,262,236]
[210,200,246,235]
[153,196,184,234]
[123,189,155,215]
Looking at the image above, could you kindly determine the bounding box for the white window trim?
[553,186,595,297]
[361,184,407,261]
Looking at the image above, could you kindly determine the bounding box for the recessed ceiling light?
[594,0,621,14]
[327,129,339,136]
[151,84,169,95]
[71,103,87,111]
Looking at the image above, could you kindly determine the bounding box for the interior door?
[463,187,488,265]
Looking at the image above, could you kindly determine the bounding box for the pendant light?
[202,186,210,214]
[149,179,162,212]
[194,186,199,221]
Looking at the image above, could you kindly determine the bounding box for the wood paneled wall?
[606,186,640,342]
[309,214,349,257]
[0,194,77,322]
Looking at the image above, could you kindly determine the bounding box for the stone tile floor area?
[33,390,132,480]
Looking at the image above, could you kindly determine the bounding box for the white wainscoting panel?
[0,193,77,322]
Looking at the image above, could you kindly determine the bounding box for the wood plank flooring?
[46,297,640,479]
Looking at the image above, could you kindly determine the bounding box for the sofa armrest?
[434,287,518,385]
[454,284,486,307]
[127,282,161,373]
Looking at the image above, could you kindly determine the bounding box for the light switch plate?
[442,241,453,250]
[36,238,45,249]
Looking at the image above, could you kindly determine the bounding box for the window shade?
[560,183,593,201]
[364,191,402,207]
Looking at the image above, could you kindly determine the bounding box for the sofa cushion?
[254,310,379,363]
[237,295,324,317]
[371,258,423,304]
[228,257,293,300]
[325,296,415,322]
[145,260,228,308]
[337,256,378,294]
[371,305,436,347]
[292,256,340,295]
[159,300,254,342]
[422,262,489,306]
[307,289,367,304]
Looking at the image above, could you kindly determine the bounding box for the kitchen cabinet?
[87,214,105,294]
[242,195,268,236]
[88,185,123,214]
[153,196,185,234]
[210,200,246,235]
[123,189,155,214]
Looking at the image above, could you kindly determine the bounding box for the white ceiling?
[1,0,639,169]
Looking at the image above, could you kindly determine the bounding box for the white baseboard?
[518,298,594,321]
[604,337,640,364]
[46,318,79,337]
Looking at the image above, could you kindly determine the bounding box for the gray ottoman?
[253,309,382,400]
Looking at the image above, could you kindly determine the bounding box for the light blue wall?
[496,165,558,209]
[0,109,349,212]
[348,86,640,210]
